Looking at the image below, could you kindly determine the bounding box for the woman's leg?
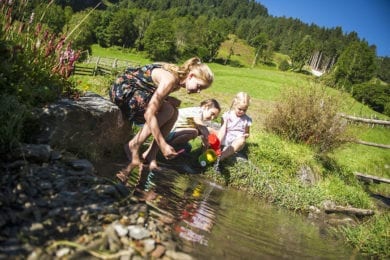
[143,101,178,169]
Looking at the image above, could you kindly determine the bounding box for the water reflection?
[128,167,361,259]
[174,181,221,246]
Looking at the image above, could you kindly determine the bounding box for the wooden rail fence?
[339,113,390,126]
[73,56,140,76]
[339,113,390,149]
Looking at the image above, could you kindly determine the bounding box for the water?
[101,162,362,259]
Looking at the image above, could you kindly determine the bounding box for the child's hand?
[243,133,249,138]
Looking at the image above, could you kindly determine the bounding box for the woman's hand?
[161,144,178,160]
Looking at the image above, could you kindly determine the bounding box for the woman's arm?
[144,69,177,157]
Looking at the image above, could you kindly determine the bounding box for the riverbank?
[0,144,193,259]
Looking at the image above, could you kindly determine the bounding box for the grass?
[71,43,390,257]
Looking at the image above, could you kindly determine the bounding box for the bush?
[0,1,80,106]
[265,84,348,152]
[278,59,290,71]
[352,82,390,116]
[0,95,27,157]
[0,1,81,155]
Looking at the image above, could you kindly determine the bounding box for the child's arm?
[217,118,227,143]
[243,125,250,138]
[197,125,210,149]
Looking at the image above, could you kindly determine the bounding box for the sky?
[258,0,390,57]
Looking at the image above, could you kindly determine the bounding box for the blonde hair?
[231,92,250,109]
[162,57,214,88]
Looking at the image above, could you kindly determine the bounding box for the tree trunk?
[251,48,260,68]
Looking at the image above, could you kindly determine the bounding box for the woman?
[111,57,214,183]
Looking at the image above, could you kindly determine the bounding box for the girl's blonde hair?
[162,57,214,87]
[231,92,250,109]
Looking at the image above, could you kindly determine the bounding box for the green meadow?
[72,44,390,258]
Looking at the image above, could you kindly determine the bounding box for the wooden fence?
[73,56,140,76]
[339,113,390,149]
[339,113,390,127]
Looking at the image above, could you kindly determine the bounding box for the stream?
[104,163,363,259]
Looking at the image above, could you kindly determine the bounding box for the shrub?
[265,84,348,152]
[352,82,390,116]
[0,95,27,157]
[0,1,81,155]
[0,1,80,106]
[278,59,290,71]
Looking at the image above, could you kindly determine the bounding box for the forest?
[5,0,388,116]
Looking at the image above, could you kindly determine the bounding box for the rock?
[297,165,318,186]
[151,244,166,258]
[143,238,156,253]
[10,144,51,163]
[67,159,94,173]
[28,91,132,162]
[165,250,194,260]
[113,222,129,237]
[128,225,150,240]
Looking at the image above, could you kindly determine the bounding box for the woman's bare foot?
[116,169,130,186]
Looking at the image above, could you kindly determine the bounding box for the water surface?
[126,168,362,259]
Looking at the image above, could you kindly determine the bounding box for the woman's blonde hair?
[231,92,250,109]
[163,57,214,87]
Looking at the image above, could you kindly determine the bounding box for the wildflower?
[29,12,34,24]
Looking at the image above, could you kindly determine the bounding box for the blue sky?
[258,0,390,57]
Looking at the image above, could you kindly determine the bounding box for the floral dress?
[109,64,162,124]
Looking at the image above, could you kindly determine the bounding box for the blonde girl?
[112,57,214,183]
[215,92,252,171]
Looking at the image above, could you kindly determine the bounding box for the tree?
[106,9,138,48]
[290,35,315,71]
[35,3,66,34]
[353,82,390,116]
[66,10,100,53]
[133,9,153,51]
[201,18,228,62]
[377,56,390,83]
[332,41,377,88]
[249,32,268,68]
[143,18,177,61]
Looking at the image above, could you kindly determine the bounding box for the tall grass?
[0,1,81,155]
[264,84,349,152]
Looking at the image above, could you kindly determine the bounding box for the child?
[214,92,252,173]
[167,98,221,153]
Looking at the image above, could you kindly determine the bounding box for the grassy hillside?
[79,44,390,179]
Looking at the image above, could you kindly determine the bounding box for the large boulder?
[28,92,132,162]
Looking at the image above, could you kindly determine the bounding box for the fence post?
[94,56,100,76]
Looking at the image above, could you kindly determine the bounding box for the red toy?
[207,133,221,156]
